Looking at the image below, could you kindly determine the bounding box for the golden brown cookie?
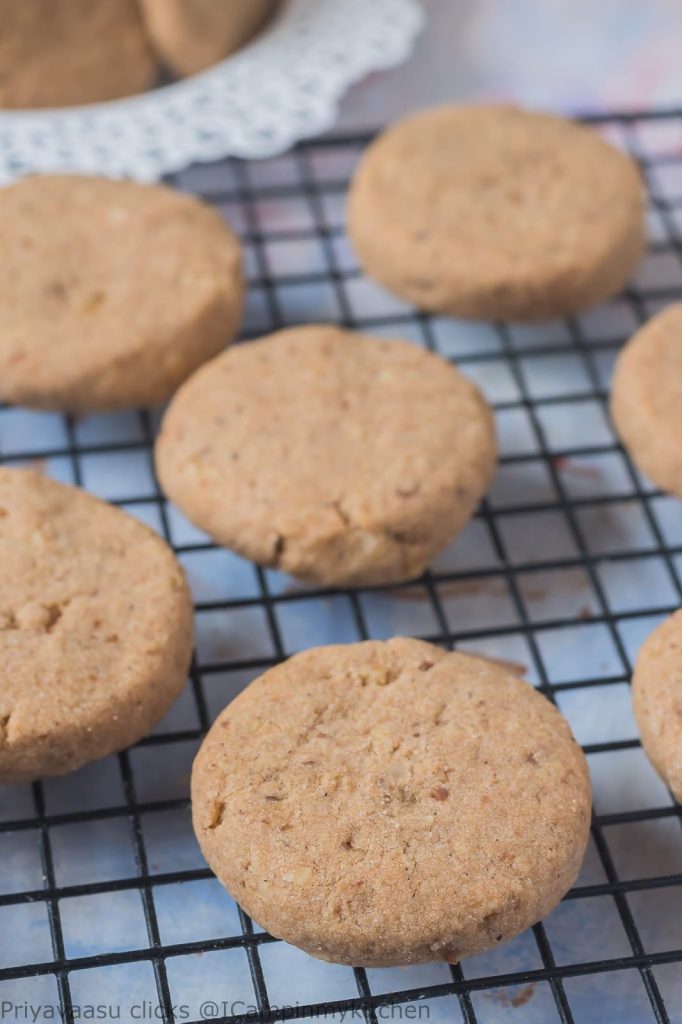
[347,104,645,322]
[192,638,591,966]
[632,610,682,801]
[155,325,497,587]
[0,467,193,784]
[0,175,243,413]
[611,304,682,497]
[0,0,157,109]
[140,0,279,77]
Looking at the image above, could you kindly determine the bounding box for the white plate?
[0,0,423,184]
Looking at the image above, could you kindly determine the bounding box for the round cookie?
[155,325,497,587]
[0,175,243,413]
[140,0,279,77]
[611,304,682,497]
[632,610,682,801]
[192,637,591,966]
[347,104,645,322]
[0,467,193,783]
[0,0,157,109]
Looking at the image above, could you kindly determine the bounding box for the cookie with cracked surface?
[140,0,279,77]
[192,637,591,966]
[347,104,645,321]
[0,0,157,109]
[611,304,682,498]
[0,175,243,413]
[632,609,682,801]
[155,325,497,587]
[0,468,193,783]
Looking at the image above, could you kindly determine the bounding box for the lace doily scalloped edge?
[0,0,424,183]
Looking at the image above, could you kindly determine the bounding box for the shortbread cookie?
[155,326,497,586]
[0,468,193,783]
[347,104,645,321]
[0,0,157,109]
[611,304,682,497]
[140,0,279,77]
[632,610,682,801]
[0,175,243,412]
[192,638,591,966]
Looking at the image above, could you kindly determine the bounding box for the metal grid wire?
[1,109,682,1024]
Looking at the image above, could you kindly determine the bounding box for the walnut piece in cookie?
[192,637,591,966]
[0,467,193,783]
[155,325,497,587]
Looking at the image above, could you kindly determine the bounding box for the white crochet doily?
[0,0,423,184]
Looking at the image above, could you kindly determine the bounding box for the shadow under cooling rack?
[1,110,682,1024]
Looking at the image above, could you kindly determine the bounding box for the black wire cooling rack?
[1,110,682,1024]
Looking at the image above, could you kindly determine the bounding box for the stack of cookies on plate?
[0,0,280,109]
[1,101,680,968]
